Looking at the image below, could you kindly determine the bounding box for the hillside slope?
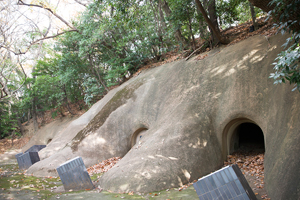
[25,33,299,199]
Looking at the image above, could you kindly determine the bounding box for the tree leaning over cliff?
[194,0,229,44]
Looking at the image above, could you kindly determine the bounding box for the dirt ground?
[224,152,270,200]
[0,146,270,200]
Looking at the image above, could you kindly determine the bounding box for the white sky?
[0,0,88,74]
[22,0,86,34]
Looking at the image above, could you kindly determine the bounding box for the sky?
[0,0,88,75]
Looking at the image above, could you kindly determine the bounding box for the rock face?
[22,116,77,156]
[26,34,300,199]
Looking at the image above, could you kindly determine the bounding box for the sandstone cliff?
[25,33,300,199]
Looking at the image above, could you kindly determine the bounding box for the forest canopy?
[0,0,299,139]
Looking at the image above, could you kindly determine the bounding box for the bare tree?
[0,0,82,101]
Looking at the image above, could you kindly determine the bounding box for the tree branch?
[17,0,78,31]
[74,0,87,7]
[0,61,27,101]
[194,0,229,44]
[0,29,78,55]
[185,43,206,61]
[0,81,8,99]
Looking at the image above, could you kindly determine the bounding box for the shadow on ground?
[0,161,198,200]
[0,148,268,200]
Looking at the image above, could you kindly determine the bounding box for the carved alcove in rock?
[222,118,265,156]
[130,127,148,148]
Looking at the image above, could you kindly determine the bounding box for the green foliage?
[0,102,21,138]
[31,54,85,110]
[270,34,300,91]
[82,77,105,105]
[79,0,167,73]
[268,0,300,91]
[217,0,263,29]
[0,57,27,139]
[235,1,262,23]
[217,0,241,27]
[2,0,283,138]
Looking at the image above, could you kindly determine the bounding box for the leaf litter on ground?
[87,157,122,176]
[224,150,270,200]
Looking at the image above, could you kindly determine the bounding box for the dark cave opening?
[47,138,52,144]
[233,123,265,153]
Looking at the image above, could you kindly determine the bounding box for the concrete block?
[24,145,46,153]
[56,157,94,191]
[15,153,23,159]
[193,164,257,200]
[15,153,24,168]
[17,152,40,170]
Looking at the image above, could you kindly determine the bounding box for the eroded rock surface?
[26,34,300,199]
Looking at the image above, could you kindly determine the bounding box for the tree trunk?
[59,106,65,117]
[0,79,9,99]
[247,0,274,13]
[249,2,258,30]
[151,0,165,50]
[11,131,15,147]
[207,0,219,43]
[31,66,39,132]
[194,0,229,44]
[27,108,30,123]
[88,55,109,92]
[196,5,209,39]
[157,0,171,47]
[32,102,39,132]
[16,112,24,135]
[32,101,39,131]
[161,0,188,47]
[248,0,299,32]
[63,84,75,115]
[187,7,196,50]
[158,0,167,30]
[40,110,45,125]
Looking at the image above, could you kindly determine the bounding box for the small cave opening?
[130,128,148,148]
[231,122,265,153]
[47,138,52,144]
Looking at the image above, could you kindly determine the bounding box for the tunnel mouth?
[231,122,265,154]
[223,118,265,157]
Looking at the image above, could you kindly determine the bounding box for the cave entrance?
[223,118,265,157]
[231,122,265,153]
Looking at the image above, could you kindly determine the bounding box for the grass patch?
[0,164,61,199]
[1,165,198,200]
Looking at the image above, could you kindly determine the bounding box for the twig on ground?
[185,43,206,61]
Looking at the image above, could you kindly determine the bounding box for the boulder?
[26,34,300,199]
[22,116,77,159]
